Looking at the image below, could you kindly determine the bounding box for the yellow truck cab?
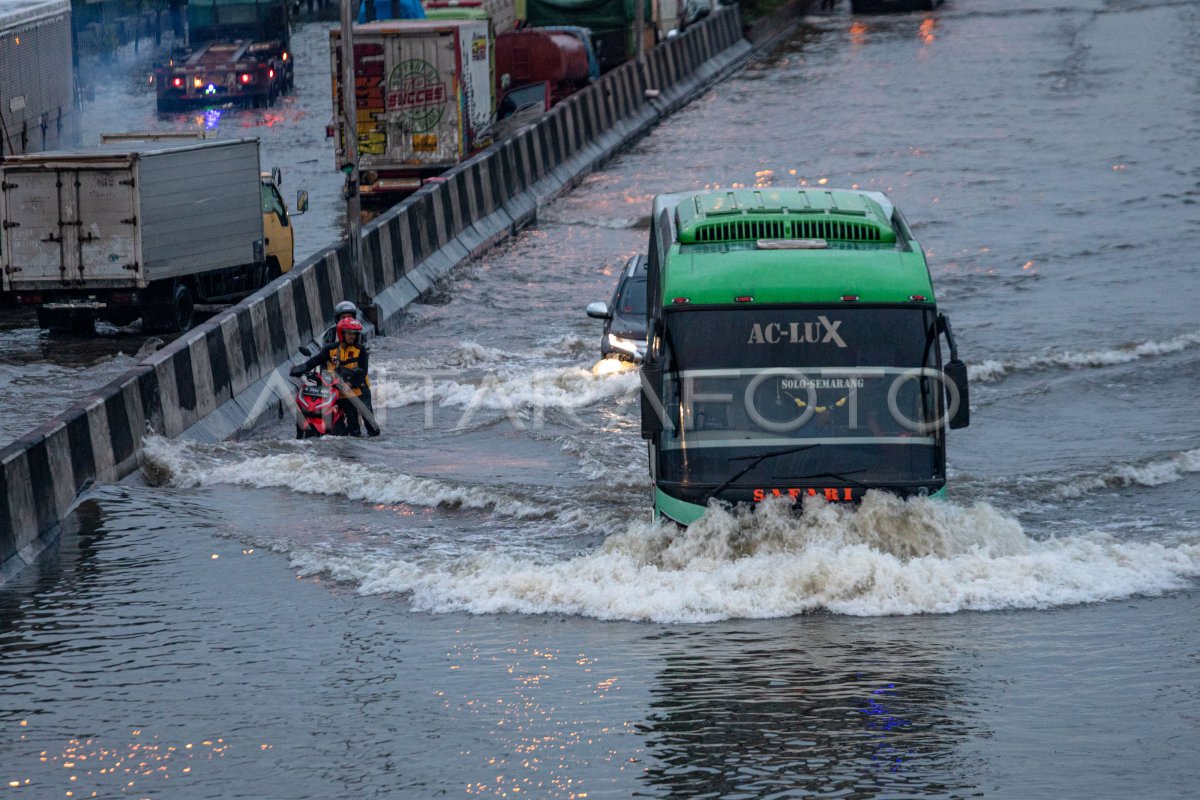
[260,168,308,276]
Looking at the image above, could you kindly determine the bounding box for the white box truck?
[0,137,301,332]
[330,18,495,197]
[0,0,80,158]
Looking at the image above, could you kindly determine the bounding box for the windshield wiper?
[778,469,869,488]
[701,444,820,504]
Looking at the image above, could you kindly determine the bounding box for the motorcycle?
[293,368,347,439]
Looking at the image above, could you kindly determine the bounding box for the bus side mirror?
[295,190,309,215]
[944,359,970,429]
[640,361,664,440]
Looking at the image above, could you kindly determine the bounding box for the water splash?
[288,494,1200,622]
[142,437,555,520]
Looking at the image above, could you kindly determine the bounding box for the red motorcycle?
[293,369,347,439]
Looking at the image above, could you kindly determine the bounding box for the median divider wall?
[1,3,809,582]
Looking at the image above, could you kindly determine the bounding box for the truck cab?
[260,169,305,276]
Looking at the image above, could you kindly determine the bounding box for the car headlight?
[607,333,646,357]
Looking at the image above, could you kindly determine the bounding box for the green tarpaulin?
[525,0,652,37]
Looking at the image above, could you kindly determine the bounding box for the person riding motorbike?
[321,300,362,347]
[290,317,380,437]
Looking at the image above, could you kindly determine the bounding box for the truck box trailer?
[330,19,495,197]
[0,137,292,332]
[0,0,79,158]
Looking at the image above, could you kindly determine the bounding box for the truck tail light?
[172,77,183,88]
[110,293,136,305]
[268,68,275,79]
[17,294,43,306]
[240,73,252,84]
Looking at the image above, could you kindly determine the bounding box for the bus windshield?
[656,306,944,490]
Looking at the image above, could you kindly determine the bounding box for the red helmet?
[336,317,364,343]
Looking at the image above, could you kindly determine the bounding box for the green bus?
[638,188,970,525]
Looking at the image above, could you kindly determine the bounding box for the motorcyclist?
[321,300,362,347]
[290,317,380,437]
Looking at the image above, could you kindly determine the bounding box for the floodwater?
[4,1,1200,798]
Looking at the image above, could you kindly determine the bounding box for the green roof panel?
[661,189,934,306]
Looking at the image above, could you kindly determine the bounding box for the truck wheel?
[169,283,196,332]
[144,282,195,332]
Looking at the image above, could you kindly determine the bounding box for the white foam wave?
[290,494,1200,622]
[1049,448,1200,499]
[372,365,640,415]
[142,437,553,519]
[970,331,1200,383]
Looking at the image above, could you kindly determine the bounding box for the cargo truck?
[0,137,307,333]
[153,0,294,112]
[330,18,496,198]
[329,15,591,198]
[0,0,80,158]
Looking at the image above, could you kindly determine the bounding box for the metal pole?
[339,0,367,314]
[635,0,645,62]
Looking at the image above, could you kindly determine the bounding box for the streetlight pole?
[635,0,645,62]
[339,0,368,317]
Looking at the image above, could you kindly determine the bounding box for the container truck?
[0,137,307,333]
[330,18,496,198]
[329,15,591,199]
[638,188,970,526]
[153,0,294,112]
[0,0,80,158]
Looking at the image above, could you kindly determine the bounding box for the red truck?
[154,0,293,112]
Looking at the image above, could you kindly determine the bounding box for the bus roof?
[657,189,935,306]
